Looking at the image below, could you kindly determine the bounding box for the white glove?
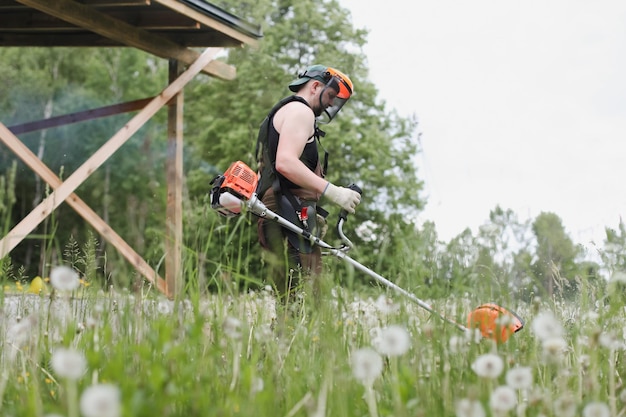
[323,182,361,213]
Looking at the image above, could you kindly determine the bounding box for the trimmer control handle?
[338,183,363,222]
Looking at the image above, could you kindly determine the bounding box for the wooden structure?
[0,0,262,298]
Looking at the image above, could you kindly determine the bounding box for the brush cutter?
[210,161,524,343]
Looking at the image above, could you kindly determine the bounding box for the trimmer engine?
[210,161,258,217]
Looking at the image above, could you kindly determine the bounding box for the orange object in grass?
[467,303,524,343]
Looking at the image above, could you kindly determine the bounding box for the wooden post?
[165,59,184,299]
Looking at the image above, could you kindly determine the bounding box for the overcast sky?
[339,0,626,251]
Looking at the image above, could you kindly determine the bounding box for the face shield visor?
[317,68,353,124]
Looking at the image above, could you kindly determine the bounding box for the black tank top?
[256,96,321,197]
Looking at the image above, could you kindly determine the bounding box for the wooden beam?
[0,10,201,31]
[8,97,159,135]
[0,46,222,297]
[83,0,151,6]
[0,31,240,47]
[15,0,236,80]
[153,0,258,47]
[165,59,184,299]
[0,122,168,294]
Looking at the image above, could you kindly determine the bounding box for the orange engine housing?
[467,303,524,343]
[221,161,258,200]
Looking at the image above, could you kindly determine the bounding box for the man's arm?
[274,100,361,213]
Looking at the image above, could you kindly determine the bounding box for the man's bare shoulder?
[277,99,312,117]
[274,99,314,130]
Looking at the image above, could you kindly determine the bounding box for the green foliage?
[531,212,583,298]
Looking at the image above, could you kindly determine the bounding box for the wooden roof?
[0,0,263,79]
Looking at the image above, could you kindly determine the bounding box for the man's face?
[312,81,339,118]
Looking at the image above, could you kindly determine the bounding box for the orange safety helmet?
[467,303,524,343]
[288,64,354,123]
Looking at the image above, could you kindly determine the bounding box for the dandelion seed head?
[223,316,242,340]
[51,348,87,380]
[79,383,121,417]
[541,337,568,361]
[250,377,264,394]
[489,385,517,413]
[254,324,273,343]
[50,266,80,292]
[531,311,564,341]
[374,295,400,315]
[7,313,38,346]
[351,348,383,387]
[374,325,411,357]
[582,311,599,322]
[449,335,469,354]
[455,398,486,417]
[554,395,576,417]
[465,328,483,344]
[505,366,533,390]
[599,331,625,350]
[582,401,610,417]
[156,300,172,315]
[472,353,504,379]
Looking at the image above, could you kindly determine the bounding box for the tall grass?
[1,262,625,416]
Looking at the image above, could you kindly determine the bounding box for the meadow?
[1,263,625,417]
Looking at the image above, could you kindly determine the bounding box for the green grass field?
[1,269,624,417]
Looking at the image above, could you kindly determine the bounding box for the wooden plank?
[8,97,157,135]
[83,0,151,6]
[165,59,184,299]
[15,0,236,80]
[153,0,258,47]
[0,31,240,47]
[0,46,222,297]
[0,10,201,31]
[0,122,168,294]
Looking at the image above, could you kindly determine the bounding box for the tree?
[530,212,581,298]
[601,218,626,275]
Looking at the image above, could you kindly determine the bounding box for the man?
[256,64,361,301]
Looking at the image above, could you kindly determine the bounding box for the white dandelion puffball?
[489,385,517,413]
[79,383,121,417]
[541,337,568,361]
[471,353,504,379]
[6,314,38,347]
[156,299,172,315]
[351,348,384,387]
[505,366,533,390]
[374,325,411,357]
[449,335,469,354]
[553,395,577,417]
[223,316,242,340]
[455,398,486,417]
[51,348,87,380]
[50,265,80,291]
[531,311,564,341]
[582,401,610,417]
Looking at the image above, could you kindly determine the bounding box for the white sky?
[340,0,626,250]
